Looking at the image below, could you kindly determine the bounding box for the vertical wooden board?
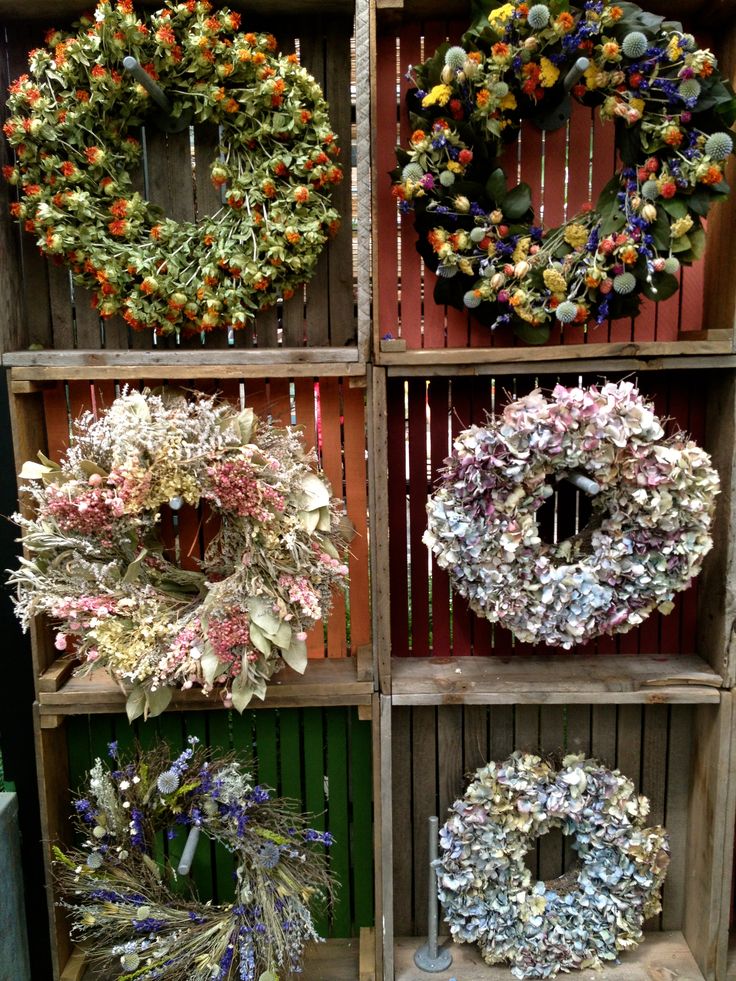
[325,18,355,348]
[279,709,303,802]
[469,378,493,655]
[43,384,71,460]
[407,379,430,655]
[36,712,73,978]
[0,24,28,353]
[538,706,565,882]
[397,24,423,348]
[515,706,539,874]
[297,26,330,348]
[302,709,328,936]
[490,705,515,761]
[428,378,451,656]
[293,378,325,660]
[540,126,567,233]
[448,378,472,656]
[591,705,617,767]
[677,261,705,336]
[256,307,280,349]
[72,287,102,349]
[343,382,370,653]
[437,705,463,822]
[349,710,374,930]
[326,709,351,937]
[463,705,489,778]
[616,705,642,790]
[66,716,93,794]
[412,706,437,934]
[47,266,74,350]
[145,128,196,223]
[374,28,401,341]
[206,710,236,903]
[387,378,409,657]
[641,704,668,929]
[318,378,348,658]
[254,711,279,790]
[684,697,735,980]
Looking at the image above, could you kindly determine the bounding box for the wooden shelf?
[38,658,374,720]
[5,350,365,382]
[394,932,704,980]
[62,935,366,981]
[0,0,357,25]
[378,340,736,377]
[390,655,723,705]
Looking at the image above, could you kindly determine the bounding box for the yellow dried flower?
[539,57,560,88]
[563,224,589,249]
[543,268,568,293]
[670,215,694,238]
[422,84,453,108]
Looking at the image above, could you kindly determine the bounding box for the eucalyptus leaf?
[231,672,254,713]
[126,686,146,723]
[258,972,278,981]
[249,622,273,658]
[201,649,222,686]
[503,183,532,221]
[485,167,507,204]
[247,596,281,637]
[295,473,330,511]
[78,460,109,478]
[272,622,293,650]
[18,461,54,480]
[642,272,679,301]
[36,452,60,470]
[281,634,308,673]
[237,407,255,444]
[316,506,332,532]
[298,509,321,533]
[145,686,172,719]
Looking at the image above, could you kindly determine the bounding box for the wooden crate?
[0,0,371,358]
[7,362,373,713]
[371,0,736,365]
[376,697,736,981]
[369,364,736,699]
[34,703,376,981]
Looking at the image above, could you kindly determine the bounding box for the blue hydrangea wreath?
[393,0,736,343]
[436,752,670,979]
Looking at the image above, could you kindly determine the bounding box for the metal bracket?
[533,57,590,132]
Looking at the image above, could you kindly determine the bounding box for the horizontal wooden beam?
[0,0,356,19]
[5,350,364,381]
[385,354,736,377]
[38,658,373,715]
[390,655,723,705]
[394,931,703,980]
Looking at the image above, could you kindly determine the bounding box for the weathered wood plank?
[394,931,705,980]
[392,706,413,936]
[390,655,722,704]
[662,706,693,932]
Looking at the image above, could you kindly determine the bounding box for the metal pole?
[562,471,600,496]
[563,57,590,94]
[414,816,452,972]
[176,824,201,876]
[123,55,172,113]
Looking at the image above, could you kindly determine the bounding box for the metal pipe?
[414,816,452,972]
[177,824,201,876]
[564,471,600,496]
[123,55,172,113]
[563,57,590,94]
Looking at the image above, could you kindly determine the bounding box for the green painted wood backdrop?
[66,707,373,939]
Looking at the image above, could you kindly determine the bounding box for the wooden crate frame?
[374,694,736,981]
[0,0,372,360]
[369,363,736,700]
[370,0,736,365]
[7,362,374,714]
[33,701,379,981]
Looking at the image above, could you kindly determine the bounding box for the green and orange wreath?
[3,0,343,337]
[393,0,736,343]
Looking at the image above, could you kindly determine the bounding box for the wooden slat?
[320,377,348,657]
[394,932,705,980]
[38,659,372,715]
[6,349,362,371]
[377,338,734,366]
[386,376,409,659]
[407,378,429,654]
[411,705,436,934]
[343,382,371,653]
[377,694,394,981]
[391,706,412,936]
[390,655,722,704]
[684,695,736,979]
[662,706,694,931]
[368,367,392,692]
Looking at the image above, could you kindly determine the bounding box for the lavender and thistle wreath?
[436,752,670,978]
[3,0,342,338]
[424,381,719,647]
[55,738,335,981]
[393,0,736,344]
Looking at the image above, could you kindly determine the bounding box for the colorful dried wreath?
[11,389,348,720]
[424,382,718,647]
[437,752,670,978]
[3,0,342,337]
[55,738,334,980]
[393,0,736,343]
